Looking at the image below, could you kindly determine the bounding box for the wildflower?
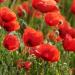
[3,34,20,51]
[32,44,60,62]
[0,7,20,32]
[55,0,60,3]
[3,21,20,32]
[45,11,64,26]
[33,10,42,19]
[32,0,59,13]
[70,0,75,14]
[63,34,75,52]
[23,61,32,71]
[23,27,43,47]
[59,21,75,39]
[16,59,24,70]
[0,7,17,22]
[17,2,31,17]
[0,0,5,3]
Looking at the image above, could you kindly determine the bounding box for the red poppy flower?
[16,59,24,70]
[32,44,60,62]
[48,31,62,42]
[32,0,59,13]
[63,34,75,52]
[0,7,17,22]
[3,34,20,51]
[0,17,3,25]
[33,10,42,19]
[56,36,62,42]
[23,27,43,47]
[23,61,32,71]
[59,21,71,39]
[3,21,20,32]
[17,2,31,17]
[70,0,75,14]
[55,0,60,3]
[0,7,20,32]
[29,47,41,58]
[45,11,65,26]
[48,31,56,41]
[0,0,5,3]
[59,21,75,39]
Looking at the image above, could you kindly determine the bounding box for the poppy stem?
[10,0,16,8]
[25,71,30,75]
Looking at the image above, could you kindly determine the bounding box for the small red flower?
[17,2,31,17]
[3,21,20,32]
[0,7,20,32]
[56,36,62,42]
[32,44,60,62]
[59,21,75,39]
[32,0,59,13]
[48,31,62,42]
[70,0,75,14]
[63,34,75,52]
[16,59,24,70]
[0,0,5,3]
[23,61,32,71]
[23,27,43,47]
[0,7,17,22]
[55,0,60,3]
[29,47,41,58]
[33,10,42,19]
[59,21,71,39]
[3,34,20,51]
[45,11,64,26]
[48,31,56,41]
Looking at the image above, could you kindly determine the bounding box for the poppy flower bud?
[3,34,20,51]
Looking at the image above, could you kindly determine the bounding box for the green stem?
[10,0,16,8]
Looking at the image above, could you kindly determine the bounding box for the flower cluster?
[0,7,20,32]
[0,0,75,73]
